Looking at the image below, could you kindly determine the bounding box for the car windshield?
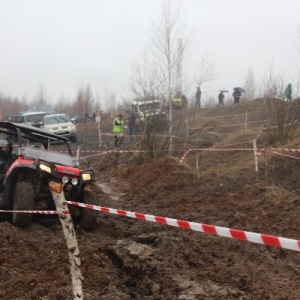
[45,115,70,125]
[25,113,47,123]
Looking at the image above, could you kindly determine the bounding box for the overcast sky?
[1,0,300,106]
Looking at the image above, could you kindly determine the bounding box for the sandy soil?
[1,101,300,299]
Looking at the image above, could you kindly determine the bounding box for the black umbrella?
[233,87,246,93]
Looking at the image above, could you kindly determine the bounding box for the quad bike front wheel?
[79,190,98,231]
[13,181,34,228]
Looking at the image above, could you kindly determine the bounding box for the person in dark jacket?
[0,137,16,192]
[195,87,201,109]
[233,88,241,104]
[218,92,225,106]
[127,114,136,144]
[181,94,188,108]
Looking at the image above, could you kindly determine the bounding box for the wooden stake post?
[49,182,83,300]
[96,115,102,147]
[253,139,258,172]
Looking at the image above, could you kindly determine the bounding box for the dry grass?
[263,185,297,204]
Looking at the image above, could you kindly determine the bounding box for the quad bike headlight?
[71,178,78,185]
[62,176,69,184]
[81,170,94,181]
[82,173,92,181]
[39,163,52,173]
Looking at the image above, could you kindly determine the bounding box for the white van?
[132,99,163,122]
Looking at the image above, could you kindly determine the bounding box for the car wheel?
[79,191,98,231]
[12,182,34,228]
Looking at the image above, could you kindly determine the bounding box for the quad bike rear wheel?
[13,181,34,228]
[79,190,98,231]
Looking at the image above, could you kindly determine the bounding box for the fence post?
[253,139,258,172]
[76,146,81,160]
[245,110,248,131]
[196,150,200,179]
[264,146,268,179]
[96,114,102,147]
[49,182,83,300]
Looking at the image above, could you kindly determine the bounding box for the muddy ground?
[1,101,300,299]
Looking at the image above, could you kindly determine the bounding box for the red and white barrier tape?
[179,147,256,164]
[256,148,300,158]
[256,149,265,157]
[0,209,69,215]
[270,148,300,153]
[78,149,148,159]
[179,149,190,163]
[205,112,246,119]
[190,119,266,130]
[222,141,252,147]
[188,147,254,152]
[66,201,300,252]
[2,201,299,251]
[268,150,300,160]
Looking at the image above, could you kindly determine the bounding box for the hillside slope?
[1,99,300,299]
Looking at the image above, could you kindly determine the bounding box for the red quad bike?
[0,121,98,231]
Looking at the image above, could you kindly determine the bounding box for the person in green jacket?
[284,83,292,102]
[113,114,124,148]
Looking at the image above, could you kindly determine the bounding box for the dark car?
[71,113,87,124]
[71,112,101,123]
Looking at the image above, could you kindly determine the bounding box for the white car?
[42,114,77,142]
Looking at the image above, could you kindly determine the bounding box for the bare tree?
[0,93,28,119]
[195,53,216,92]
[151,0,192,152]
[128,52,160,100]
[264,98,299,145]
[261,60,285,99]
[261,61,300,145]
[243,68,257,101]
[74,84,94,121]
[54,95,73,115]
[34,84,47,104]
[84,84,94,113]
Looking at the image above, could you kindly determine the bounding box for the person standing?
[127,113,136,144]
[181,94,188,108]
[113,114,124,148]
[195,87,201,109]
[233,88,241,104]
[218,91,225,106]
[284,83,292,102]
[0,137,16,193]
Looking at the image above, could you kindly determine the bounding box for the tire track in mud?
[96,179,126,202]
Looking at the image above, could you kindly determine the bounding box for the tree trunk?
[49,181,83,300]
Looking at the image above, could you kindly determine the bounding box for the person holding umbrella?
[233,87,242,104]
